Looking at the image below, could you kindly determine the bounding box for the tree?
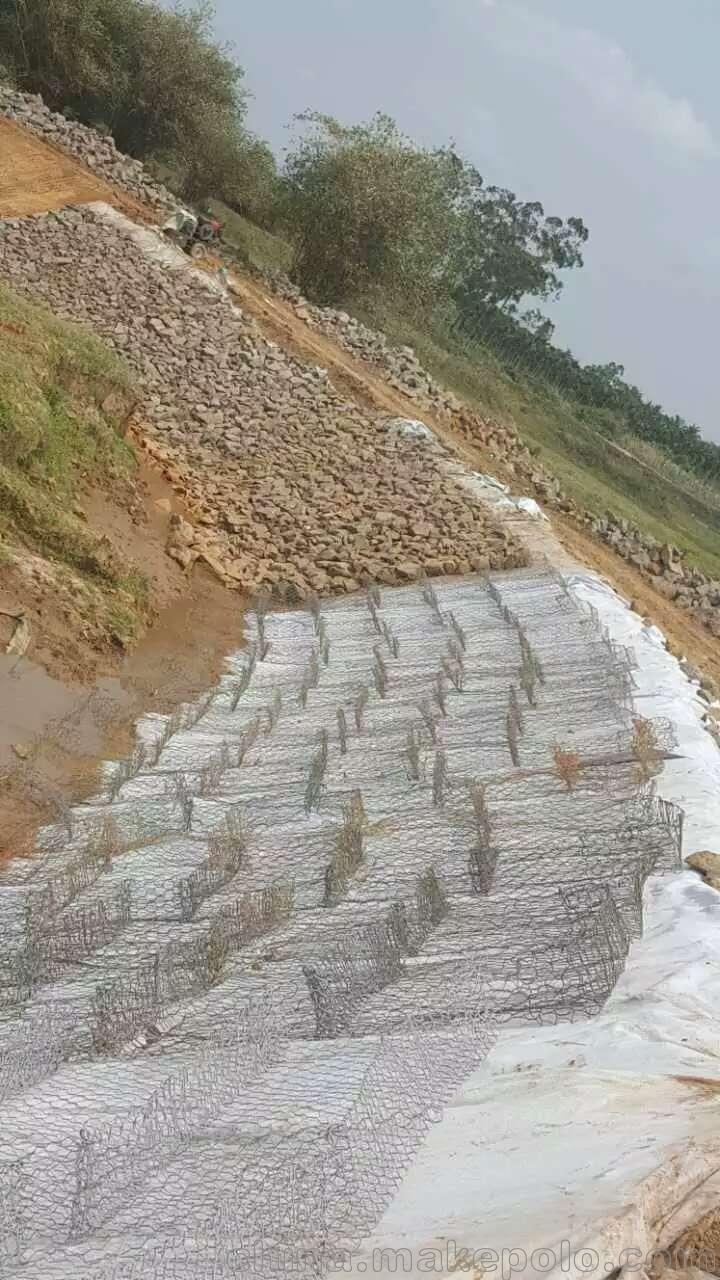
[103,0,246,158]
[219,134,279,225]
[447,163,588,318]
[0,0,248,172]
[281,112,458,306]
[176,108,248,204]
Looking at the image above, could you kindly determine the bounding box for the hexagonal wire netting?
[0,571,682,1278]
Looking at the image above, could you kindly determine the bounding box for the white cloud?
[485,3,716,158]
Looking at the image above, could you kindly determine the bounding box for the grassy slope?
[0,281,149,637]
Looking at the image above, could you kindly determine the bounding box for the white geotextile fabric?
[349,569,720,1280]
[516,496,549,520]
[382,420,550,522]
[450,468,550,520]
[387,418,437,442]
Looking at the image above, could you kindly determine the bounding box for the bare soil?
[0,117,156,221]
[0,448,246,865]
[669,1204,720,1275]
[226,269,424,419]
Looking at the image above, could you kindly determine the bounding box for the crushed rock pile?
[268,275,720,639]
[269,276,462,419]
[267,275,573,504]
[590,515,720,637]
[0,206,526,598]
[0,85,175,213]
[269,276,461,418]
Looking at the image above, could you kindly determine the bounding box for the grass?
[207,200,293,275]
[618,434,720,513]
[0,280,151,633]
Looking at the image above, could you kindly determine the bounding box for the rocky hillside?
[2,83,720,644]
[0,206,525,599]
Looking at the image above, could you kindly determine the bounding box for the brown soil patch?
[670,1206,720,1275]
[2,443,195,685]
[673,1076,720,1097]
[0,447,246,867]
[0,118,155,221]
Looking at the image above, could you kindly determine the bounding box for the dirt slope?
[227,271,428,418]
[1,115,718,693]
[225,268,531,488]
[0,448,246,864]
[0,118,154,220]
[0,114,718,865]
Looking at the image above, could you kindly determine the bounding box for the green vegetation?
[281,113,462,306]
[452,302,720,487]
[206,201,292,275]
[278,109,719,497]
[0,281,150,627]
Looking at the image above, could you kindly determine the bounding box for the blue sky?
[207,0,720,442]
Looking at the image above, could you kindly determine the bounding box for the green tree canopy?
[447,162,589,315]
[281,112,459,306]
[281,112,588,318]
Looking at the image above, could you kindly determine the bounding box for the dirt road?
[224,269,534,485]
[0,118,154,220]
[227,270,424,418]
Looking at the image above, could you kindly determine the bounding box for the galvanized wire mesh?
[0,570,683,1278]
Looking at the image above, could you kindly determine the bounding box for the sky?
[208,0,720,443]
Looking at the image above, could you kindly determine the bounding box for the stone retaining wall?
[590,515,720,638]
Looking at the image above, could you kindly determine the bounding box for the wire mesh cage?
[0,569,684,1279]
